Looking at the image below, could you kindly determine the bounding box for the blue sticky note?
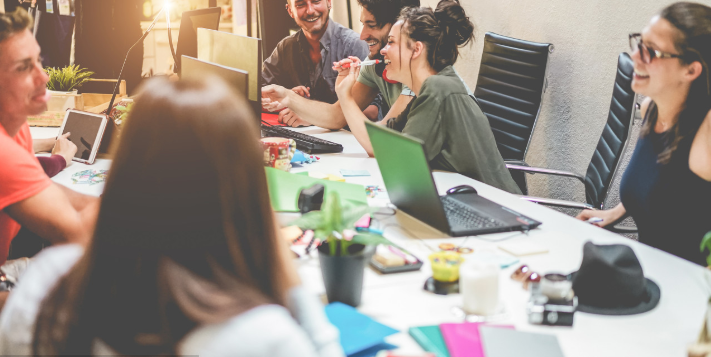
[325,302,399,356]
[340,169,371,177]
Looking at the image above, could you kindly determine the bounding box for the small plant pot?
[318,242,375,307]
[47,90,84,111]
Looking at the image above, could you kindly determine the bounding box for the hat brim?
[567,272,661,316]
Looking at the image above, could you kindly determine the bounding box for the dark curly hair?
[0,7,32,44]
[357,0,420,28]
[398,0,475,72]
[641,2,711,164]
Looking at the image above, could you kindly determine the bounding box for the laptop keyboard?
[440,196,507,230]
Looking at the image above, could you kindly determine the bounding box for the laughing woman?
[335,0,521,194]
[577,2,711,265]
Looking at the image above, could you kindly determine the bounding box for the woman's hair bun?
[434,0,474,47]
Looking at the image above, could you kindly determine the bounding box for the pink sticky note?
[439,323,514,357]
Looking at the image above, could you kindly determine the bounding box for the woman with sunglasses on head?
[577,2,711,265]
[335,0,521,194]
[0,76,343,356]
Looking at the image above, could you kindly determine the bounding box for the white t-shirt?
[0,245,343,357]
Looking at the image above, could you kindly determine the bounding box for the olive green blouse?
[386,66,521,194]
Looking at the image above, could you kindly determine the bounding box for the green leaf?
[289,210,325,230]
[349,233,392,246]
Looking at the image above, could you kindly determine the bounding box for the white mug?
[460,261,500,315]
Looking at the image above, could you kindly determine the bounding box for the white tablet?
[57,110,108,165]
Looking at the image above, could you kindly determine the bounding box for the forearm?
[609,203,627,223]
[37,155,67,178]
[55,183,100,212]
[33,138,55,153]
[287,91,347,130]
[341,98,374,156]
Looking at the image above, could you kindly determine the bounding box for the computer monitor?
[175,8,222,74]
[180,55,248,98]
[197,28,262,118]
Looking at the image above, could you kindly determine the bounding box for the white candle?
[460,261,500,315]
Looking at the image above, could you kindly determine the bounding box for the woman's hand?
[575,204,626,227]
[335,59,360,102]
[333,56,360,88]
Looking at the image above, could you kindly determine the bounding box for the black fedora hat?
[567,242,660,315]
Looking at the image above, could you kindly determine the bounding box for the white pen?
[339,59,390,69]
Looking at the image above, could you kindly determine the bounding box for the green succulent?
[700,231,711,267]
[289,191,390,256]
[45,65,94,92]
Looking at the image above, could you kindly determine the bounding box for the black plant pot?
[318,241,375,307]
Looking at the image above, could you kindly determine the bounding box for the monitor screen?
[197,28,262,117]
[175,8,221,73]
[181,55,248,98]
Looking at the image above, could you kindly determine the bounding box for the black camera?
[527,294,577,326]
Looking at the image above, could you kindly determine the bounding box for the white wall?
[408,0,711,202]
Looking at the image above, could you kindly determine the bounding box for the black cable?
[105,6,164,115]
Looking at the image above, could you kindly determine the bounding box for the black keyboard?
[261,125,344,154]
[440,196,507,230]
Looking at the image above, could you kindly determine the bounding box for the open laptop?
[365,121,541,236]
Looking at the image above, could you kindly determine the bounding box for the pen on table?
[338,59,390,69]
[587,217,604,224]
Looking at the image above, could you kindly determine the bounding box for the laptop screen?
[365,121,450,234]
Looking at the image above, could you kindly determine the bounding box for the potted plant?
[690,231,711,357]
[45,65,94,111]
[290,192,390,307]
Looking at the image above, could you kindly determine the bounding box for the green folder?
[409,325,451,357]
[265,167,368,212]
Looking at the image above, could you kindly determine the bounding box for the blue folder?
[325,302,399,356]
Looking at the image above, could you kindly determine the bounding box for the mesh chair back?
[474,32,553,162]
[584,53,636,209]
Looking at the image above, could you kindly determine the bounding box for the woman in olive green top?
[335,0,520,194]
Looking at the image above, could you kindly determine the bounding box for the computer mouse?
[446,185,478,195]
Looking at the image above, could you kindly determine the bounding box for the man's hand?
[279,108,310,127]
[335,60,361,102]
[262,85,291,112]
[51,132,77,167]
[291,86,311,99]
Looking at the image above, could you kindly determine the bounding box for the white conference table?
[31,125,711,357]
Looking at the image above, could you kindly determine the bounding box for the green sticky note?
[265,167,368,212]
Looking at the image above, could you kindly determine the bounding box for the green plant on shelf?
[290,191,390,257]
[701,231,711,267]
[45,65,94,92]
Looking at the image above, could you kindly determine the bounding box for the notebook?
[439,323,514,357]
[408,325,450,357]
[325,302,399,356]
[480,326,565,357]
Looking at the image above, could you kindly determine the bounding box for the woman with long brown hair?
[0,76,343,356]
[578,2,711,265]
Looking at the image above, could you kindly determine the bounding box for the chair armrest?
[518,195,594,210]
[504,160,529,167]
[506,164,586,185]
[606,224,638,234]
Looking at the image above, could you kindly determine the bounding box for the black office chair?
[474,32,554,194]
[507,53,637,232]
